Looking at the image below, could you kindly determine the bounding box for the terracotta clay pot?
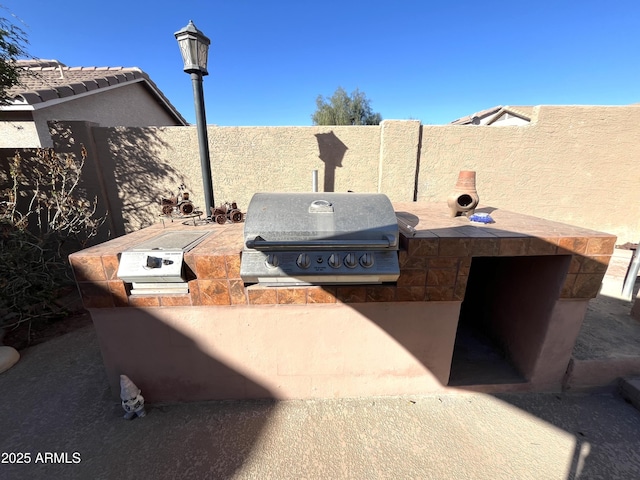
[447,170,479,217]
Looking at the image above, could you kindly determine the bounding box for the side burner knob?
[359,253,374,268]
[328,253,341,269]
[344,252,358,269]
[296,253,311,269]
[265,254,279,269]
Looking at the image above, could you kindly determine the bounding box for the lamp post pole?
[175,20,215,219]
[191,72,214,216]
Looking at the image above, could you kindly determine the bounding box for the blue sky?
[3,0,640,125]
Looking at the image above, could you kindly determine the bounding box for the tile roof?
[5,60,187,125]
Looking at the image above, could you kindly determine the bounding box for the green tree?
[312,87,382,125]
[0,9,28,104]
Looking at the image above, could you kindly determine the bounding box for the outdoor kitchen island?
[70,202,616,402]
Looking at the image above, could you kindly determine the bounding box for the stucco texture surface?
[93,124,383,233]
[418,106,640,243]
[47,106,640,243]
[0,120,39,148]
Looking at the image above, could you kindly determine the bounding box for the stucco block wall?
[208,125,382,204]
[87,125,187,237]
[378,119,421,201]
[47,106,640,243]
[0,118,39,148]
[90,123,392,233]
[418,106,640,243]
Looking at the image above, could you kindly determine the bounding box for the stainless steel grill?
[240,192,400,286]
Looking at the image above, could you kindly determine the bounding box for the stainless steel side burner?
[240,192,400,286]
[117,231,211,295]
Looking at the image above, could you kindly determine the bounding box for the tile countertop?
[69,203,617,308]
[394,203,616,242]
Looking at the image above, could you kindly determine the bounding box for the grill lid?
[243,192,399,249]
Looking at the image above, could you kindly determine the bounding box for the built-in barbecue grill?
[240,192,400,286]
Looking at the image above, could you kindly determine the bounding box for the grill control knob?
[359,253,374,268]
[328,253,341,268]
[296,253,311,269]
[344,252,358,269]
[265,254,279,269]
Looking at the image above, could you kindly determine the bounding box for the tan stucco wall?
[378,120,421,200]
[208,125,382,202]
[0,119,40,148]
[52,106,639,243]
[91,123,394,234]
[417,106,640,243]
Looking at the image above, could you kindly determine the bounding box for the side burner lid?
[127,231,211,252]
[117,231,211,283]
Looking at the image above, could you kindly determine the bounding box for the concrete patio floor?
[1,248,639,479]
[565,247,640,391]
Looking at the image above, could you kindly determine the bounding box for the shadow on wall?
[50,122,189,239]
[99,127,186,236]
[315,131,347,192]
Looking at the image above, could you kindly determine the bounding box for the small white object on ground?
[0,346,20,374]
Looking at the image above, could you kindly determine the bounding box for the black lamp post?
[175,20,215,218]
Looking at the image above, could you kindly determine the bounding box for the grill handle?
[246,236,396,250]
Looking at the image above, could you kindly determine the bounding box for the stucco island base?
[90,302,461,402]
[73,204,615,401]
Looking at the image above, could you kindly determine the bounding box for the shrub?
[0,146,106,335]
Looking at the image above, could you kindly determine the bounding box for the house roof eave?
[5,61,188,126]
[485,106,532,126]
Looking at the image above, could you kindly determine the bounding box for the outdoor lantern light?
[175,20,210,75]
[175,21,215,218]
